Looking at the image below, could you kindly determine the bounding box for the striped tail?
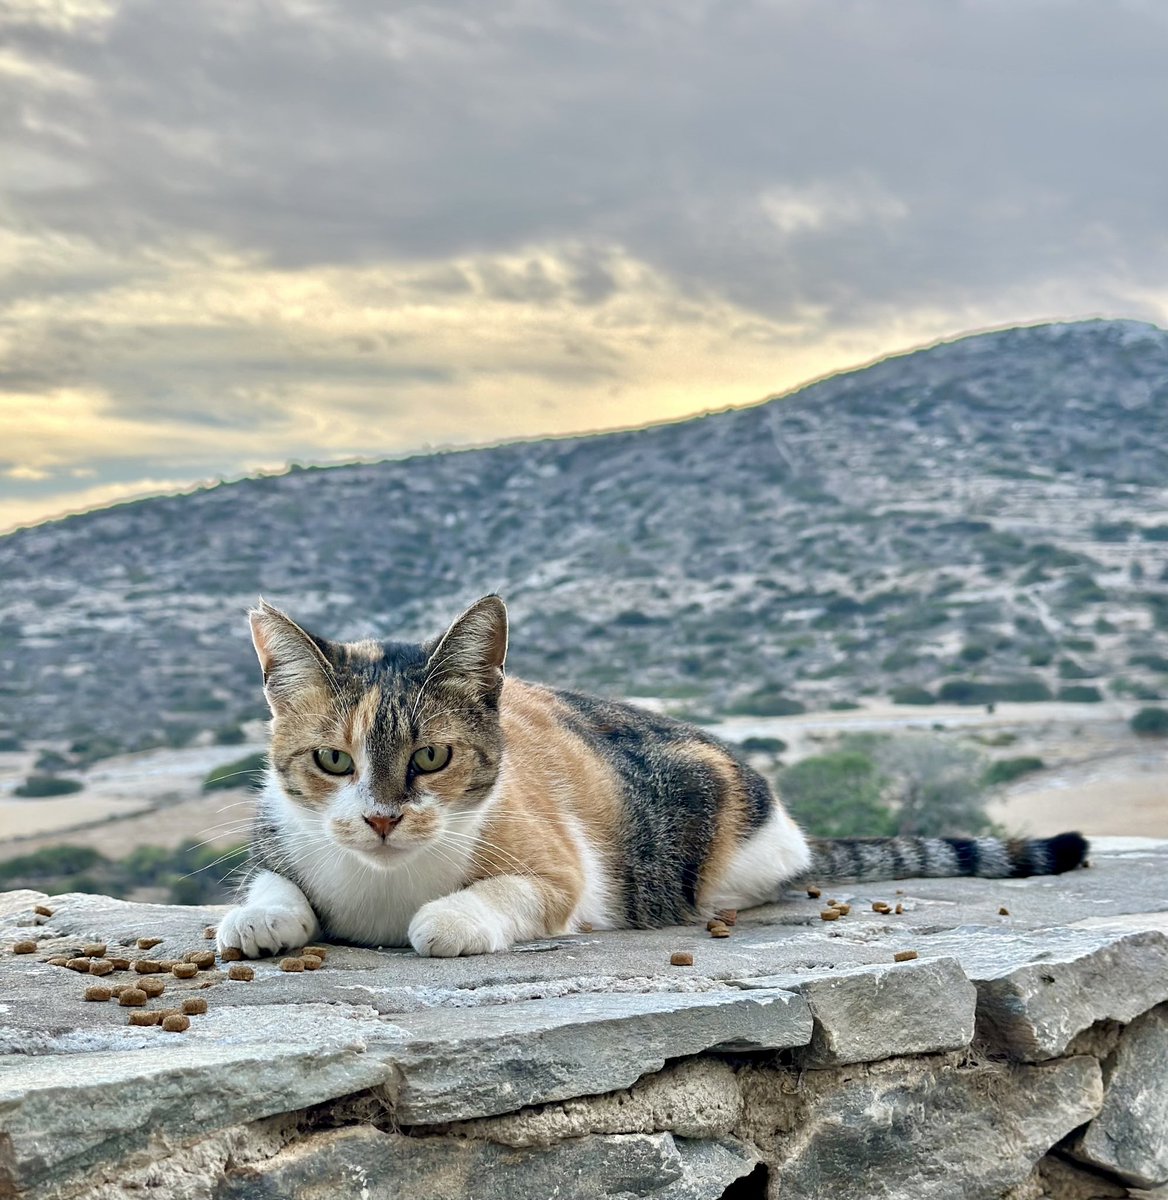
[804,831,1088,884]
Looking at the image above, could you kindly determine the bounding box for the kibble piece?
[136,937,163,950]
[998,906,1010,916]
[302,945,329,961]
[12,940,37,954]
[172,962,199,979]
[118,987,148,1007]
[279,957,305,973]
[89,959,116,977]
[66,957,91,972]
[139,977,167,997]
[84,985,112,1001]
[715,908,738,927]
[893,950,919,963]
[157,960,178,971]
[83,943,107,957]
[182,996,208,1015]
[109,956,132,970]
[203,925,217,940]
[162,1014,191,1033]
[706,918,727,932]
[128,1010,161,1026]
[820,909,841,922]
[301,954,323,970]
[872,902,892,914]
[806,886,822,899]
[709,927,731,938]
[227,963,254,981]
[34,905,53,917]
[670,951,694,966]
[894,902,905,915]
[185,950,217,970]
[47,955,70,967]
[221,947,243,962]
[834,904,852,916]
[134,960,164,974]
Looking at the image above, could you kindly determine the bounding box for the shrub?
[938,679,1052,705]
[14,775,84,798]
[1131,706,1168,736]
[737,736,788,755]
[777,751,895,839]
[1058,658,1093,680]
[203,753,267,792]
[214,724,247,745]
[724,688,806,717]
[1057,686,1103,703]
[984,756,1045,786]
[890,685,936,705]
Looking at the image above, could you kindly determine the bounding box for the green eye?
[313,748,354,776]
[411,745,452,774]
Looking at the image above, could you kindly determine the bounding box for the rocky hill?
[2,318,1167,760]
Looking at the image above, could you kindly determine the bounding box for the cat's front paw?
[217,902,317,959]
[408,893,512,957]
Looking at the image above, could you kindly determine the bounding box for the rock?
[913,926,1168,1060]
[752,1055,1104,1200]
[1031,1154,1128,1199]
[731,955,976,1066]
[218,1126,760,1200]
[1071,1003,1168,1188]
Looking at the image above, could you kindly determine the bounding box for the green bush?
[736,736,788,755]
[214,724,247,745]
[890,685,936,706]
[0,844,104,884]
[1131,706,1168,736]
[14,774,84,798]
[938,679,1052,705]
[724,688,806,717]
[202,753,267,792]
[1057,686,1103,703]
[1058,658,1093,680]
[983,756,1045,786]
[777,751,895,839]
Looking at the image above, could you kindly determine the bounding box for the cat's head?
[249,595,508,868]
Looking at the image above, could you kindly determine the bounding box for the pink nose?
[364,814,401,839]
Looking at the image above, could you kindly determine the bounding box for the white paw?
[217,902,317,959]
[408,893,512,957]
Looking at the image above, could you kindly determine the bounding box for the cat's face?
[250,596,507,869]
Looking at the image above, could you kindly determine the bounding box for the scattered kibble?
[303,946,329,961]
[12,940,37,954]
[710,927,731,939]
[301,954,323,970]
[110,957,132,970]
[83,943,107,957]
[716,908,738,926]
[280,957,305,973]
[221,947,243,962]
[182,996,208,1015]
[895,888,905,895]
[894,950,919,963]
[227,964,254,981]
[34,905,53,917]
[157,960,179,972]
[128,1010,161,1026]
[66,958,91,972]
[998,906,1010,916]
[83,985,112,1001]
[827,899,839,908]
[162,1014,190,1033]
[89,959,115,977]
[134,960,164,974]
[705,918,724,932]
[872,902,892,914]
[139,977,167,998]
[203,926,217,940]
[136,937,163,950]
[185,951,216,970]
[172,962,198,979]
[834,904,852,916]
[47,955,70,967]
[806,886,822,899]
[118,987,148,1007]
[894,903,904,915]
[820,909,841,922]
[670,951,694,966]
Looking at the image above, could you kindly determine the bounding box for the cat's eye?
[313,748,354,776]
[411,745,452,774]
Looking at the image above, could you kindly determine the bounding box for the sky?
[2,0,1167,532]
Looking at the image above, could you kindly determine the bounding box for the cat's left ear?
[426,595,508,706]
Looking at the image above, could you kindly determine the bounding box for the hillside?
[2,318,1167,762]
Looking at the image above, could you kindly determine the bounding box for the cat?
[217,595,1088,958]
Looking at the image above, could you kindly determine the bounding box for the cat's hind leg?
[701,804,812,912]
[217,869,320,958]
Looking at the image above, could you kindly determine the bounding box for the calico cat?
[217,595,1088,958]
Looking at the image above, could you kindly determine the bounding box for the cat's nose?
[364,814,401,839]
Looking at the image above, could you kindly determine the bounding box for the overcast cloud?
[3,0,1167,529]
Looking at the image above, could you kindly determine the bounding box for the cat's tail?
[802,831,1088,884]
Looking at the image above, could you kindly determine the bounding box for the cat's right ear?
[248,600,334,713]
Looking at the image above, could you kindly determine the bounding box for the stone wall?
[2,837,1167,1199]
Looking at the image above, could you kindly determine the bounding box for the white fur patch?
[408,876,543,957]
[563,814,616,931]
[704,804,812,911]
[217,869,319,958]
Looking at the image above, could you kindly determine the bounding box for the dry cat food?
[894,902,904,915]
[670,951,694,966]
[203,926,217,940]
[162,1014,191,1033]
[34,905,53,917]
[89,959,115,977]
[872,901,892,914]
[833,904,852,916]
[128,1010,161,1026]
[806,886,822,899]
[118,987,148,1007]
[715,908,738,926]
[708,924,731,939]
[301,954,323,970]
[66,958,91,972]
[302,945,329,961]
[47,956,70,967]
[221,947,243,962]
[136,937,163,950]
[83,943,106,957]
[893,950,919,962]
[227,964,254,981]
[134,960,164,974]
[84,985,112,1002]
[171,963,199,979]
[998,906,1010,916]
[12,940,37,954]
[820,909,841,922]
[279,957,305,973]
[185,951,216,970]
[182,996,208,1015]
[139,977,167,998]
[110,956,132,970]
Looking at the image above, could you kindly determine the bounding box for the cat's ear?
[248,599,335,713]
[425,595,508,706]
